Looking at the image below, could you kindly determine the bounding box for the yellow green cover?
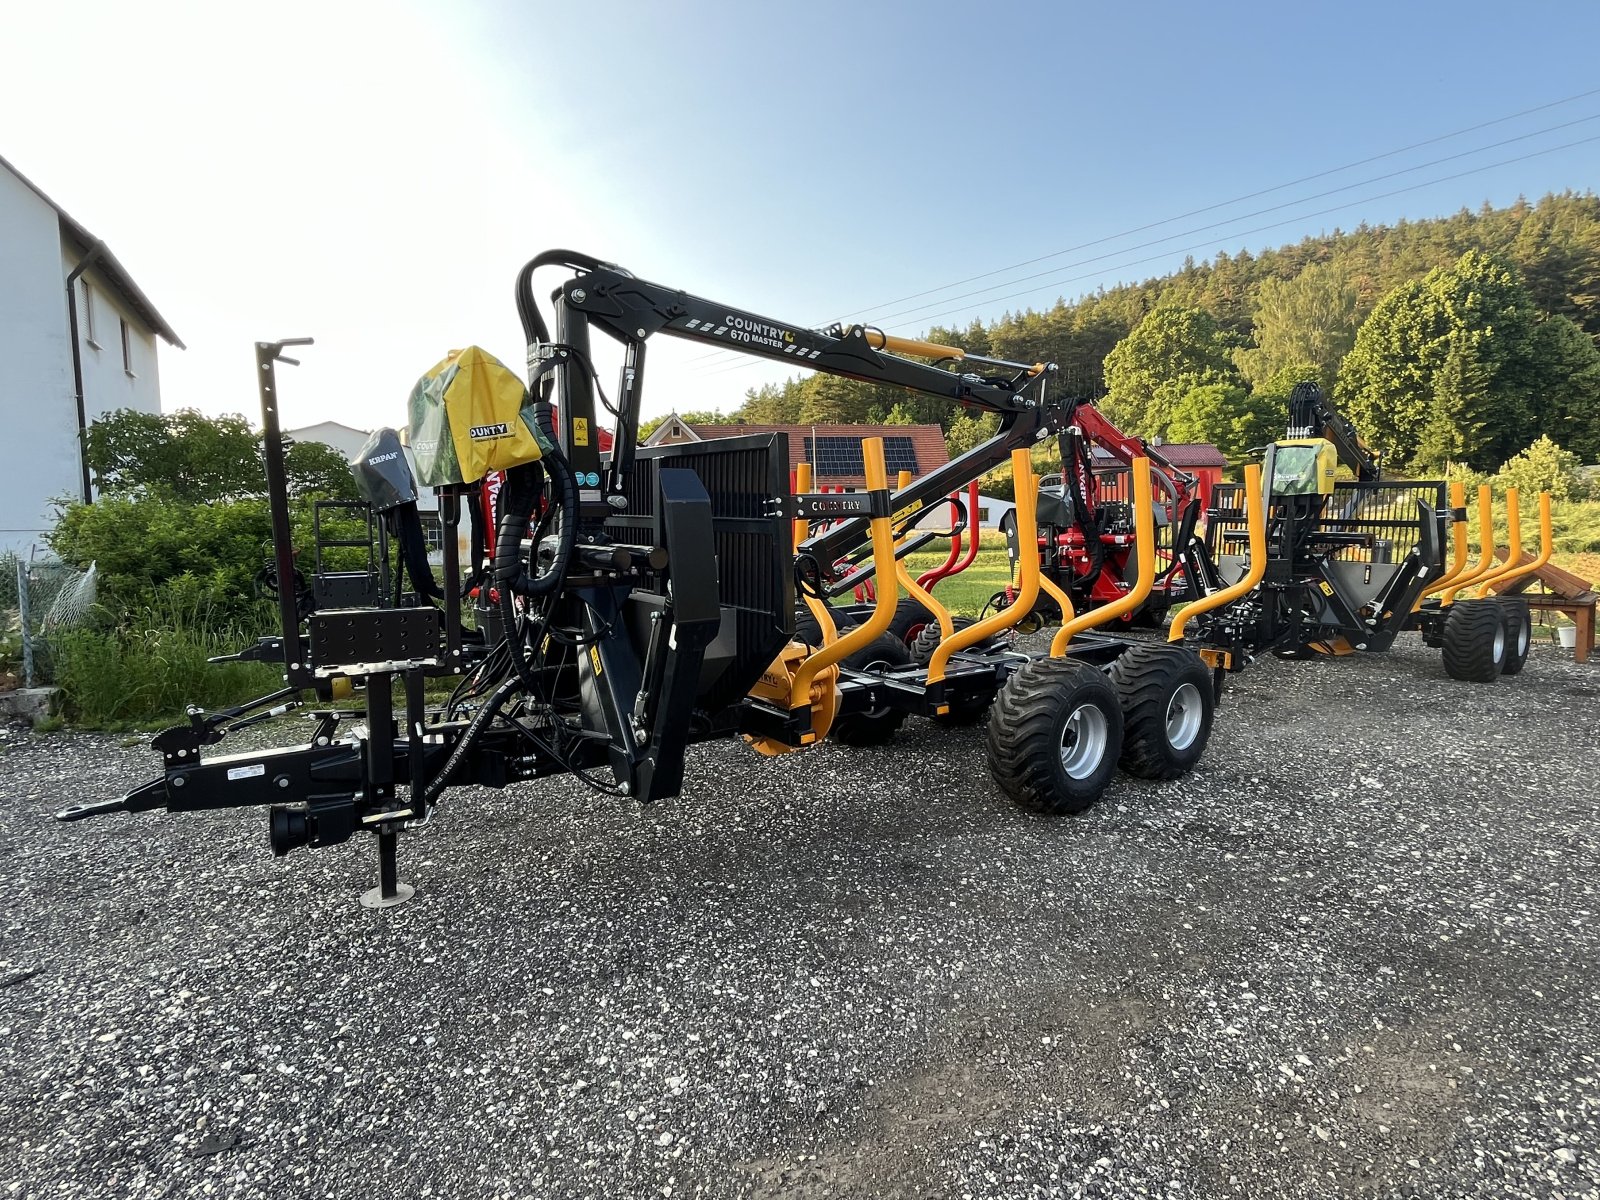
[406,346,551,485]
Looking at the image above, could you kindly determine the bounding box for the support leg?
[361,828,415,909]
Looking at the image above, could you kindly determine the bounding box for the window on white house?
[82,280,98,346]
[120,318,134,376]
[419,514,444,553]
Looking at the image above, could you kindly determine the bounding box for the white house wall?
[67,250,162,426]
[0,168,76,554]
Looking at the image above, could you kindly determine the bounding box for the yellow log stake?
[1473,488,1522,599]
[1418,481,1471,604]
[1441,485,1496,605]
[1052,457,1157,655]
[925,449,1041,692]
[789,437,898,713]
[792,460,839,647]
[1479,490,1553,595]
[1168,463,1266,643]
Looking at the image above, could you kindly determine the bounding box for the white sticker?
[227,763,266,781]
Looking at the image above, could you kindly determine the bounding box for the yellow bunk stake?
[1417,481,1472,607]
[1441,486,1497,605]
[1168,463,1266,644]
[1472,488,1523,599]
[891,468,955,645]
[1477,489,1553,595]
[1036,566,1076,633]
[1052,457,1156,656]
[793,461,814,550]
[791,462,838,647]
[788,437,899,725]
[924,449,1041,704]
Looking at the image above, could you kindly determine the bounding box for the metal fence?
[0,553,97,689]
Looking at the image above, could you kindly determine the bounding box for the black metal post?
[257,340,316,689]
[359,672,415,908]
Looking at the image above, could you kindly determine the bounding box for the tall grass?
[52,590,280,728]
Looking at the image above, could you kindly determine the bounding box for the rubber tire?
[909,614,999,667]
[793,605,854,649]
[1108,645,1215,780]
[829,632,911,746]
[887,596,937,648]
[1497,596,1531,676]
[986,657,1124,816]
[1442,599,1508,682]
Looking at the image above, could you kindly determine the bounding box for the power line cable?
[853,112,1600,332]
[683,86,1600,372]
[687,132,1600,383]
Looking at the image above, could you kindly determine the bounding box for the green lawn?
[896,532,1017,618]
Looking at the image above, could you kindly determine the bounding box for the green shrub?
[51,586,281,727]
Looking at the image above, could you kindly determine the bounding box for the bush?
[1493,435,1591,502]
[52,584,280,727]
[48,494,277,624]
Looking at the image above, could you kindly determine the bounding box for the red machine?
[1003,401,1207,627]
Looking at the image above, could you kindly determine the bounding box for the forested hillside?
[694,192,1600,476]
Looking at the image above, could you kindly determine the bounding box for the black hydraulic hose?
[515,249,604,400]
[415,676,521,808]
[494,414,577,599]
[1064,445,1105,594]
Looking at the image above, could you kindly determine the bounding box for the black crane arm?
[1286,381,1381,481]
[518,257,1069,569]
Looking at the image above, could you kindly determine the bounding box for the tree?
[1234,261,1359,392]
[1166,383,1282,464]
[1338,251,1540,470]
[944,412,999,458]
[1494,435,1591,502]
[737,382,803,424]
[285,441,360,500]
[1523,315,1600,462]
[796,376,858,424]
[881,402,917,425]
[84,408,263,503]
[1102,306,1242,438]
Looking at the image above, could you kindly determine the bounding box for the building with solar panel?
[642,416,950,491]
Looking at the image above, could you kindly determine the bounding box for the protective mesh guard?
[608,433,793,714]
[1209,480,1446,564]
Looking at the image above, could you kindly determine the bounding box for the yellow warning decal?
[572,417,590,447]
[589,645,603,677]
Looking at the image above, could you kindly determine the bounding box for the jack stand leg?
[360,828,415,909]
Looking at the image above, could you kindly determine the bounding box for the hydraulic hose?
[415,676,521,808]
[1063,440,1105,594]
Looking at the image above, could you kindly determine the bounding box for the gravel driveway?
[1,637,1597,1199]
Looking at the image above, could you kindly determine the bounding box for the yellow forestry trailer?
[1171,382,1553,684]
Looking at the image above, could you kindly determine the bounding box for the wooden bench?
[1492,552,1597,664]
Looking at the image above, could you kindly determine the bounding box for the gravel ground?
[1,636,1597,1200]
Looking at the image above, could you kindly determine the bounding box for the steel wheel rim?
[1492,625,1505,661]
[1516,619,1529,656]
[1059,703,1109,780]
[1165,682,1203,751]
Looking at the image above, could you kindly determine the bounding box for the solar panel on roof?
[804,434,919,479]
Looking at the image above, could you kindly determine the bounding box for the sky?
[4,0,1600,433]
